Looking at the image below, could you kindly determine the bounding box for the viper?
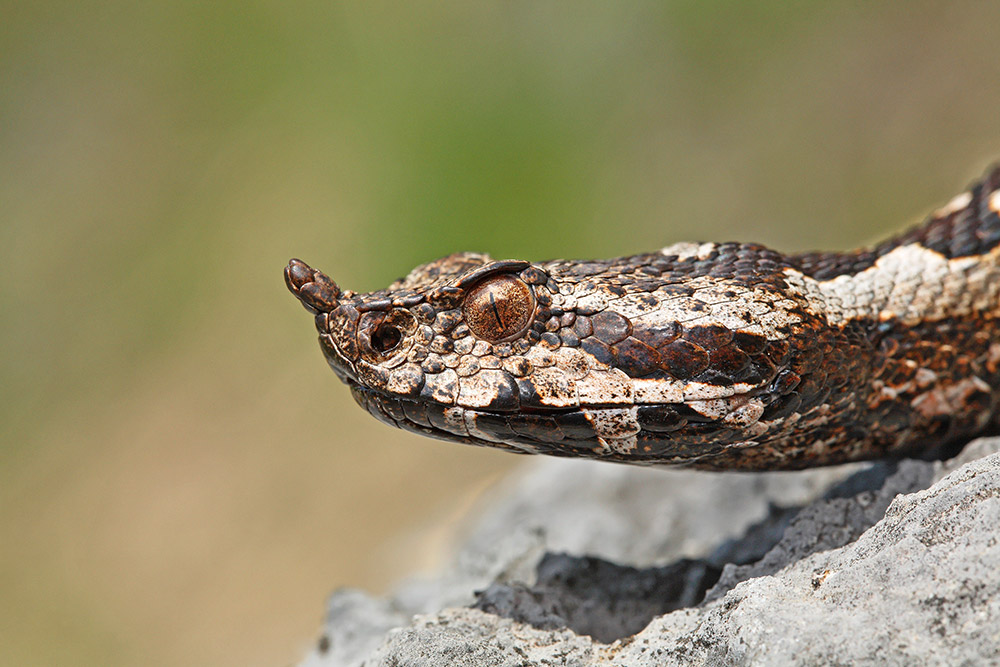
[285,166,1000,471]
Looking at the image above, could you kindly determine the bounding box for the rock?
[300,438,1000,667]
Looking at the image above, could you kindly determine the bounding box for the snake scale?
[285,166,1000,471]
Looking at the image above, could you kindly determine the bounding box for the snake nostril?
[372,323,403,354]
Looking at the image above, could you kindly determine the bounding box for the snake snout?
[285,258,341,313]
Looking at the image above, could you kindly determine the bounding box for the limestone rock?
[301,439,1000,667]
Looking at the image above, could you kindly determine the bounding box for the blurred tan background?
[2,2,1000,665]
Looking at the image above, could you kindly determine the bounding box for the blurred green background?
[2,2,1000,665]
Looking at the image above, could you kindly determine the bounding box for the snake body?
[286,166,1000,470]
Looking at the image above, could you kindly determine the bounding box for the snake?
[285,166,1000,471]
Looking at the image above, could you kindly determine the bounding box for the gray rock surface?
[301,439,1000,666]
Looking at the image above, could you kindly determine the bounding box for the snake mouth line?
[347,382,772,466]
[344,378,769,423]
[345,380,758,456]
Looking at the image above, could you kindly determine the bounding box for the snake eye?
[462,275,535,342]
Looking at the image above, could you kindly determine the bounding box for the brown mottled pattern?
[285,165,1000,471]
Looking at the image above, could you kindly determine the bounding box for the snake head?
[284,254,549,407]
[284,248,834,467]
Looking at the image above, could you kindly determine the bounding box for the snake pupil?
[488,291,504,327]
[372,323,402,353]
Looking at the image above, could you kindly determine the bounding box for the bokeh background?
[3,2,1000,665]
